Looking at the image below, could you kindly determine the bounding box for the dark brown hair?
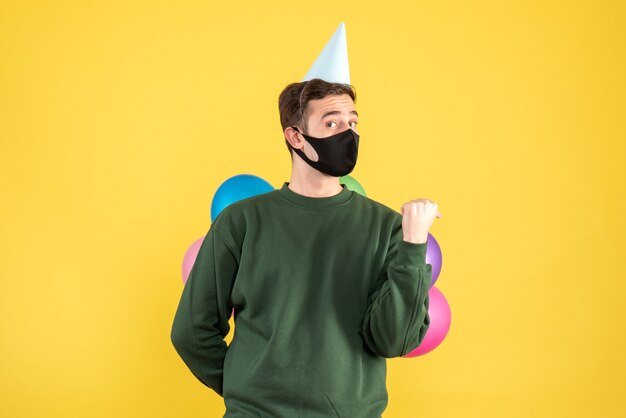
[278,78,356,156]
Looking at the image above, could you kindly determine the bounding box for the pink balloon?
[402,286,451,357]
[181,236,205,284]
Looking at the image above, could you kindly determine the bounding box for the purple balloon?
[426,233,442,287]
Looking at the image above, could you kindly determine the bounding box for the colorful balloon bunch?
[401,213,451,358]
[181,174,450,357]
[182,174,275,284]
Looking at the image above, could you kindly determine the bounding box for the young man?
[171,78,441,417]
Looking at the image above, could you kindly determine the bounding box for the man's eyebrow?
[320,110,359,119]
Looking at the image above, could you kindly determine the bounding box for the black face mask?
[289,127,360,177]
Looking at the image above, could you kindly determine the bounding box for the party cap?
[302,22,350,83]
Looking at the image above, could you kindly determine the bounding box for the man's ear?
[284,126,304,150]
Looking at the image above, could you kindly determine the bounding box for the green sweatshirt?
[171,182,431,418]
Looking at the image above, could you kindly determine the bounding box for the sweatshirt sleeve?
[170,223,239,396]
[359,237,432,358]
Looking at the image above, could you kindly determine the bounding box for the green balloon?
[339,175,367,197]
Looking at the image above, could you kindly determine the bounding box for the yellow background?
[1,1,624,417]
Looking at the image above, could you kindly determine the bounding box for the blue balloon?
[211,174,275,221]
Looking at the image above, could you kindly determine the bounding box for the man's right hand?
[400,199,442,244]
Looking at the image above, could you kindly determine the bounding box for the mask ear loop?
[298,79,312,135]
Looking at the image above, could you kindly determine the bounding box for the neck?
[288,157,342,197]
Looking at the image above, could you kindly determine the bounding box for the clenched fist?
[400,199,442,244]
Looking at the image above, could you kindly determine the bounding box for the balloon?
[182,237,237,321]
[339,174,367,196]
[182,236,205,284]
[426,233,443,287]
[402,286,451,357]
[211,174,274,221]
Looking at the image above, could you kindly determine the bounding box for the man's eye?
[349,121,358,128]
[326,121,337,128]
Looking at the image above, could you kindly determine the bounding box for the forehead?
[306,94,356,116]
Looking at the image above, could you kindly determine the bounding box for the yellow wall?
[1,1,624,417]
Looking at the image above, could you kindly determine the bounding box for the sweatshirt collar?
[279,182,354,209]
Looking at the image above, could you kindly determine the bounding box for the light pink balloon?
[403,286,451,357]
[181,236,205,284]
